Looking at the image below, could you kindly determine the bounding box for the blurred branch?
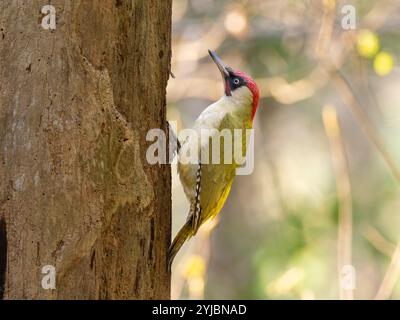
[315,0,336,59]
[169,0,400,299]
[313,20,400,184]
[167,68,330,105]
[363,225,396,257]
[375,244,400,300]
[327,59,400,301]
[361,0,400,30]
[315,0,400,300]
[331,72,400,183]
[322,104,353,300]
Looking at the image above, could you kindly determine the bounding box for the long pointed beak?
[208,50,229,77]
[208,50,231,96]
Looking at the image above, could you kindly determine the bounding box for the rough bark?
[0,0,172,299]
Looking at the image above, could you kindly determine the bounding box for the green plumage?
[169,86,254,268]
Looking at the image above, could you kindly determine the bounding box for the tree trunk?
[0,0,171,299]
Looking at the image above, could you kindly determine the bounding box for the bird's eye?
[233,78,240,85]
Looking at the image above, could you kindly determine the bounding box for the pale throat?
[225,86,253,120]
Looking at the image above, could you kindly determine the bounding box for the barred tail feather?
[168,218,194,270]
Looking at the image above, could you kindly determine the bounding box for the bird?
[168,50,260,268]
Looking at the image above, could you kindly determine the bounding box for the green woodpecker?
[169,50,260,267]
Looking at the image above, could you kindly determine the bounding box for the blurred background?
[167,0,400,299]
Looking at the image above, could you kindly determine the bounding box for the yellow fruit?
[357,30,380,58]
[374,52,394,76]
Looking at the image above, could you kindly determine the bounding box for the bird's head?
[209,50,260,120]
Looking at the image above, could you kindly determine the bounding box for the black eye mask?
[225,68,246,92]
[229,75,246,91]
